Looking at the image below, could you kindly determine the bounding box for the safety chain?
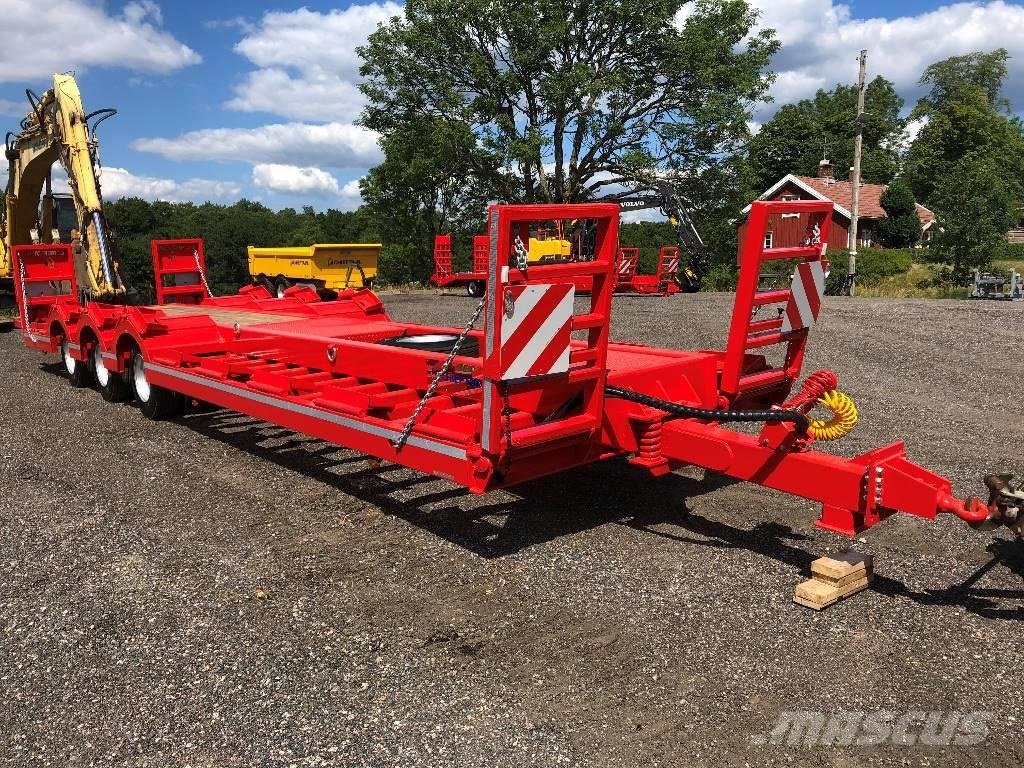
[513,235,529,273]
[193,247,214,297]
[501,382,514,476]
[17,256,38,343]
[393,297,486,452]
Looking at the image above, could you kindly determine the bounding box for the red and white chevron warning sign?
[499,283,574,380]
[782,260,827,333]
[660,251,679,276]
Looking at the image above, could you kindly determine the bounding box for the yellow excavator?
[2,73,124,300]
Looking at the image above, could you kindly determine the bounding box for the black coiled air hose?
[604,385,810,432]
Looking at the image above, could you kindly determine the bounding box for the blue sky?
[2,0,1023,210]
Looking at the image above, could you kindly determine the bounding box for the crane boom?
[616,182,710,292]
[2,74,122,298]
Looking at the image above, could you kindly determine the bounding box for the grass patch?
[992,258,1024,274]
[856,263,968,299]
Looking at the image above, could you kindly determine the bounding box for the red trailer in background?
[11,200,1020,563]
[429,234,490,297]
[432,233,684,299]
[614,245,682,296]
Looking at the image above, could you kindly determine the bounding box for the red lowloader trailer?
[11,201,1022,543]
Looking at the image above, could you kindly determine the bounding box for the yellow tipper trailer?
[248,243,381,298]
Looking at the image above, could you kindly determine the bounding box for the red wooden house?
[737,161,936,257]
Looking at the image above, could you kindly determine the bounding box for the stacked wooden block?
[794,552,873,610]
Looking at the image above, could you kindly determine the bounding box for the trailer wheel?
[91,345,130,403]
[275,277,290,299]
[131,350,182,420]
[60,335,90,388]
[257,274,275,295]
[467,280,485,297]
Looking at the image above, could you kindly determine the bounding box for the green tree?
[360,116,495,282]
[748,76,905,189]
[876,179,921,248]
[359,0,778,206]
[929,151,1018,278]
[904,49,1024,206]
[912,48,1011,118]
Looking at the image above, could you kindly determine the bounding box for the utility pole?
[848,49,867,297]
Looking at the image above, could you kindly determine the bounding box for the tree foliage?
[876,178,921,249]
[899,48,1024,278]
[105,198,380,297]
[358,0,777,279]
[912,48,1011,118]
[928,151,1019,278]
[905,49,1024,206]
[360,0,777,204]
[359,116,495,282]
[747,76,905,189]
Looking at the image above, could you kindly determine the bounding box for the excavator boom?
[2,74,122,299]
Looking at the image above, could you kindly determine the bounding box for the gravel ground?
[1,291,1023,767]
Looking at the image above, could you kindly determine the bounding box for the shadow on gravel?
[179,407,739,558]
[37,353,1024,620]
[174,407,1024,619]
[906,539,1024,621]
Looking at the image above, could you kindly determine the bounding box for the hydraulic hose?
[604,385,810,432]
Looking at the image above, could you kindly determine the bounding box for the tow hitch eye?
[971,474,1024,535]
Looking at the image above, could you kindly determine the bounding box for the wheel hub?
[92,346,109,387]
[61,337,75,375]
[133,355,151,403]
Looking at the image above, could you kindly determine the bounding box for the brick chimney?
[817,159,834,180]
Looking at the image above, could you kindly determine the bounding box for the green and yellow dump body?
[247,243,381,293]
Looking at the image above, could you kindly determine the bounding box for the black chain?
[501,382,513,476]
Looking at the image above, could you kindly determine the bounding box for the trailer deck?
[11,201,1017,539]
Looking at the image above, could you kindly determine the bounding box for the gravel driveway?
[1,292,1022,767]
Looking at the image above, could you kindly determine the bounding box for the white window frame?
[763,231,774,250]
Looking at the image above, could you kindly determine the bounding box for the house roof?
[741,173,936,226]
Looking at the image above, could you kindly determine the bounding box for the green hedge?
[825,248,914,282]
[992,242,1024,264]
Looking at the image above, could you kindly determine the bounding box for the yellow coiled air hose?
[806,389,858,441]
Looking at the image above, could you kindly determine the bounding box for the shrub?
[826,248,914,281]
[702,263,738,291]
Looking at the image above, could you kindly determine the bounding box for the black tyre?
[60,335,90,388]
[275,277,290,298]
[130,350,182,420]
[379,333,480,357]
[467,280,485,297]
[258,274,275,295]
[91,344,130,403]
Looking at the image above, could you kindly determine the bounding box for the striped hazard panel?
[500,283,574,380]
[782,260,827,333]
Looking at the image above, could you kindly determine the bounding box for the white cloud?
[97,167,240,203]
[132,121,382,169]
[750,1,1024,116]
[252,164,365,209]
[252,163,341,196]
[0,0,200,82]
[226,2,402,121]
[0,157,236,204]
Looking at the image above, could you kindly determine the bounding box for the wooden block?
[811,552,873,583]
[794,578,840,608]
[837,575,871,599]
[794,574,872,610]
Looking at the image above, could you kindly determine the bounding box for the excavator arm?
[2,74,122,299]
